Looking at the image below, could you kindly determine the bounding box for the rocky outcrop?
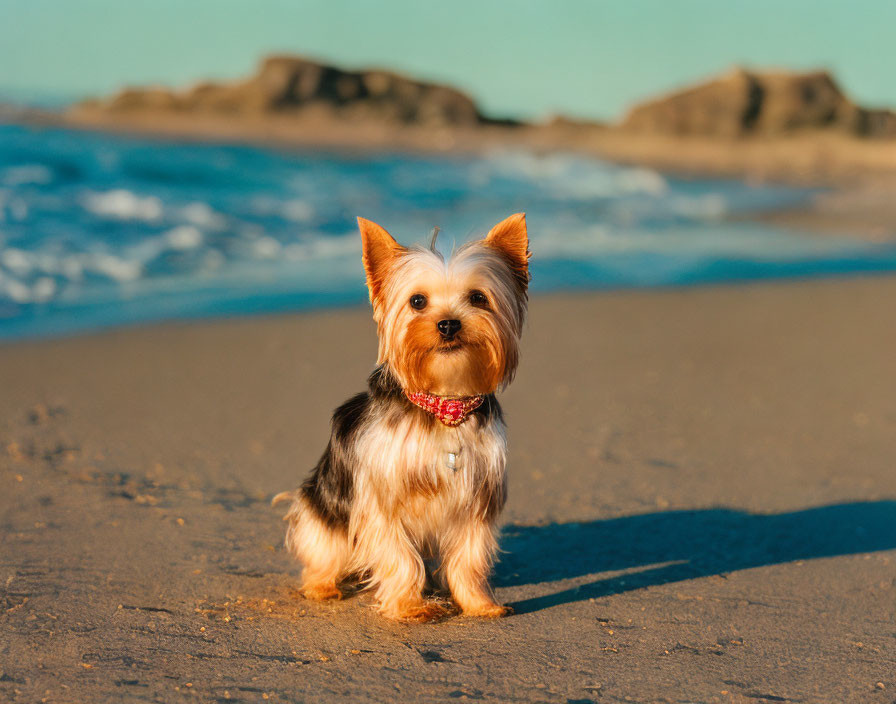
[621,68,896,138]
[73,55,493,127]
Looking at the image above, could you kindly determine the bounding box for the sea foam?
[1,122,892,341]
[82,189,164,221]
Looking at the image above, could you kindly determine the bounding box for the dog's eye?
[469,291,488,307]
[409,294,428,310]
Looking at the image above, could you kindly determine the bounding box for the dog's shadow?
[496,501,896,614]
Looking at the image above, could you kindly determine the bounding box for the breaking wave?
[1,123,894,339]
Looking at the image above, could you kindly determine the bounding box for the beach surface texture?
[1,276,894,703]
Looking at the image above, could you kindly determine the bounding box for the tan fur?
[277,214,529,622]
[373,241,526,395]
[279,495,350,601]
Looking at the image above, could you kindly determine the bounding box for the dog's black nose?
[437,319,462,339]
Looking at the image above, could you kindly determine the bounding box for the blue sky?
[1,0,893,121]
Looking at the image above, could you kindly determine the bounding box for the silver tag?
[446,452,458,471]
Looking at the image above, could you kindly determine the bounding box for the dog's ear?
[358,217,406,302]
[485,213,529,287]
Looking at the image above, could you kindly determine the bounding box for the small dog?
[274,213,529,622]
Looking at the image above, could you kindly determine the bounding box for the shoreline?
[5,269,896,348]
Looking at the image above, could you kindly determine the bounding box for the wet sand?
[1,276,894,702]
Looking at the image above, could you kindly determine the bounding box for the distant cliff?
[72,55,505,127]
[621,68,896,138]
[71,60,895,140]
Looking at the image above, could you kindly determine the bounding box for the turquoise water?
[1,122,895,340]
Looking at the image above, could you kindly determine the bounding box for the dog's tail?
[271,490,297,508]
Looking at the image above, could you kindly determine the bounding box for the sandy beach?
[1,276,894,703]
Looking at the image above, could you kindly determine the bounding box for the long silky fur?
[277,365,508,618]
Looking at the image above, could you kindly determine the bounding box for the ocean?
[2,122,895,341]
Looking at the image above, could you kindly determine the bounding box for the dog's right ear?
[485,212,530,294]
[357,217,406,303]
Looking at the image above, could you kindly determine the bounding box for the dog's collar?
[405,390,483,427]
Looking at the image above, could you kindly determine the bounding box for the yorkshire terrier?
[274,213,529,622]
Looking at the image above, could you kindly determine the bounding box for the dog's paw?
[461,602,513,619]
[385,600,451,623]
[301,582,342,601]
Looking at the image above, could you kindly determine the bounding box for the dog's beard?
[385,339,497,396]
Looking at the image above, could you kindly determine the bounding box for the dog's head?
[358,214,529,396]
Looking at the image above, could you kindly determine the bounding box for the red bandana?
[405,390,484,427]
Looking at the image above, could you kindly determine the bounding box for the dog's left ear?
[485,213,530,286]
[358,217,406,303]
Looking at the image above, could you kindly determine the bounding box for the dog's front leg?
[441,519,511,618]
[361,513,448,622]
